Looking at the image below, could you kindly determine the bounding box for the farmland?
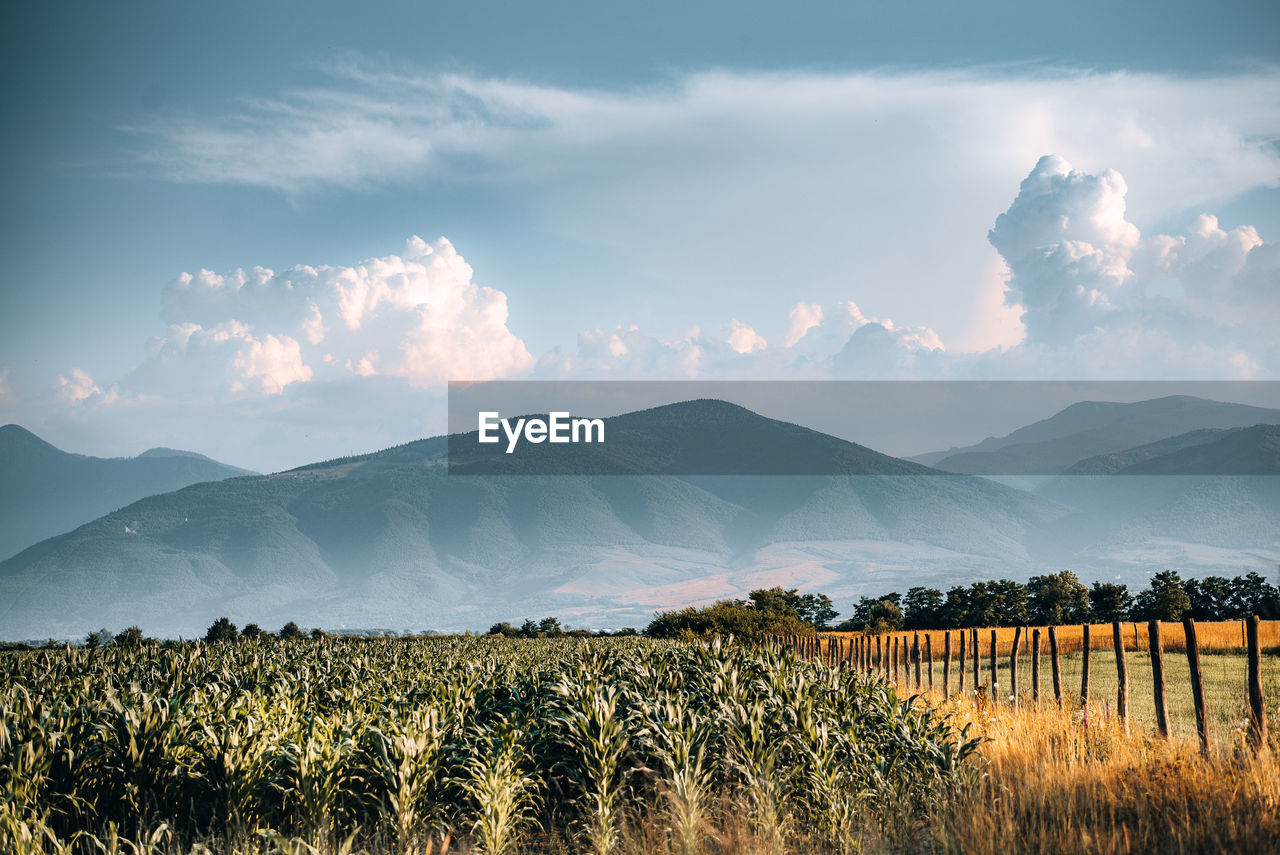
[1,636,978,854]
[4,625,1279,854]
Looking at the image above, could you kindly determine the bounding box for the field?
[833,620,1280,749]
[1,637,979,855]
[4,629,1278,854]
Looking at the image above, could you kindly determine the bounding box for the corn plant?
[457,717,540,855]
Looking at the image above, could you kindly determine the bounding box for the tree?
[988,579,1029,626]
[1089,582,1132,622]
[488,621,519,637]
[1131,571,1191,622]
[537,617,564,637]
[114,626,144,648]
[903,587,944,629]
[793,593,838,629]
[748,587,800,617]
[279,621,304,640]
[1026,571,1090,625]
[939,586,973,628]
[204,617,239,644]
[1185,575,1233,621]
[646,599,811,640]
[84,630,106,649]
[241,623,263,640]
[846,592,901,630]
[864,598,904,633]
[518,619,539,638]
[1227,571,1280,619]
[310,627,325,640]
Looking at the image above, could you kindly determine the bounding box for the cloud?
[536,156,1276,383]
[784,302,823,347]
[727,319,767,354]
[137,236,533,397]
[987,155,1280,367]
[989,154,1140,344]
[12,152,1277,473]
[124,62,1280,354]
[55,369,105,404]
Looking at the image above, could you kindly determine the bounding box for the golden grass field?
[922,690,1280,855]
[806,620,1280,853]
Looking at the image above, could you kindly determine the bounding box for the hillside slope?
[0,424,255,561]
[0,402,1065,638]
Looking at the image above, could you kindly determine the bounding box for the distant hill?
[0,425,255,561]
[449,399,936,475]
[1061,427,1241,475]
[1060,424,1280,476]
[0,402,1066,639]
[912,396,1280,475]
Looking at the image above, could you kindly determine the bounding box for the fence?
[773,616,1275,756]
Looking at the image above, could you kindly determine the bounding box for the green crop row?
[1,637,980,854]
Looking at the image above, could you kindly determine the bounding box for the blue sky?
[2,0,1279,471]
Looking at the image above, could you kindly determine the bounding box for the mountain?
[1061,427,1242,475]
[0,401,1068,639]
[0,425,255,561]
[1062,424,1280,475]
[911,396,1280,475]
[449,399,936,475]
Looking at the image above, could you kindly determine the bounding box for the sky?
[2,0,1279,472]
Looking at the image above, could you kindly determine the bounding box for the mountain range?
[910,395,1280,475]
[1,397,1277,640]
[0,424,253,562]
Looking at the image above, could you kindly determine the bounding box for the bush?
[204,617,239,644]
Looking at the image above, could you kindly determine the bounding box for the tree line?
[643,570,1279,639]
[845,569,1280,633]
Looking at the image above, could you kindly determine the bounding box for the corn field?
[0,636,981,854]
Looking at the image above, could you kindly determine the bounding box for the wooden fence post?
[1183,617,1211,757]
[1031,628,1041,703]
[893,636,900,684]
[972,627,980,690]
[913,632,922,689]
[877,635,883,676]
[958,629,966,693]
[925,633,934,691]
[1247,615,1268,750]
[1149,620,1170,739]
[1080,623,1091,709]
[1048,625,1062,708]
[1009,626,1022,705]
[989,629,998,696]
[1112,620,1128,735]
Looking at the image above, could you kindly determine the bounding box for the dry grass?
[804,623,1280,853]
[917,691,1280,855]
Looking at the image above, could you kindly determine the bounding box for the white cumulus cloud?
[142,236,533,396]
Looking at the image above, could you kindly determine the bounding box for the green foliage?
[113,626,144,648]
[646,598,813,640]
[903,587,944,629]
[0,636,979,853]
[1132,570,1193,622]
[1026,571,1090,625]
[279,621,304,640]
[204,617,239,644]
[1089,582,1133,622]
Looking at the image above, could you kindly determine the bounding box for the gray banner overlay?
[446,380,1280,475]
